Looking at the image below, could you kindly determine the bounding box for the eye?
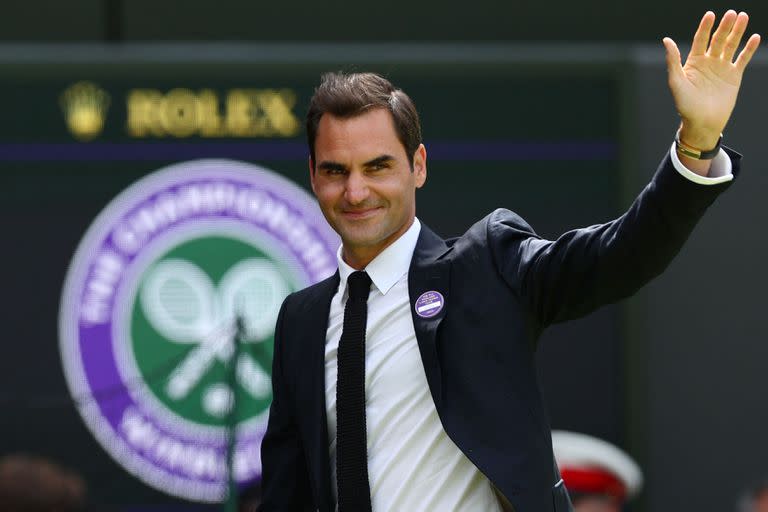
[370,162,389,171]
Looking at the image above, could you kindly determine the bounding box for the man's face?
[310,108,426,267]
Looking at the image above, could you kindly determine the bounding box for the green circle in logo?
[130,235,293,428]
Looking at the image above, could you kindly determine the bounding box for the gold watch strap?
[675,129,723,160]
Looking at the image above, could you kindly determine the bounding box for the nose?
[344,171,369,205]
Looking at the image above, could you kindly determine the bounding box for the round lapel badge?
[415,290,445,318]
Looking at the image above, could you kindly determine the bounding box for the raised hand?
[663,10,760,151]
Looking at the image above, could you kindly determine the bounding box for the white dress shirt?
[323,146,732,511]
[325,218,503,511]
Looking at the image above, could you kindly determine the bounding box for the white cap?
[552,430,643,501]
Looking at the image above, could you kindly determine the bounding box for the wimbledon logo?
[59,160,338,501]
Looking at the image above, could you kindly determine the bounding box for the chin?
[338,227,388,248]
[341,234,383,248]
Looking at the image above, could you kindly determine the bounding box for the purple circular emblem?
[58,159,339,502]
[415,290,445,318]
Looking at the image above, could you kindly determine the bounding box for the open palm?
[663,11,761,145]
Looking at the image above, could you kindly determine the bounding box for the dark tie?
[336,271,373,511]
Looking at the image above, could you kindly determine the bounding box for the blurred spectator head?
[738,477,768,512]
[552,431,643,512]
[0,454,87,511]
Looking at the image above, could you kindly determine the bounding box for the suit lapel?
[301,272,339,512]
[408,225,451,407]
[304,225,450,509]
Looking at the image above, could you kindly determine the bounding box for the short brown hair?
[0,454,87,511]
[306,72,422,168]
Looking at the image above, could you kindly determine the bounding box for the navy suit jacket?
[259,150,740,511]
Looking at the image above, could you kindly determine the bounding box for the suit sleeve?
[258,299,315,511]
[488,148,741,329]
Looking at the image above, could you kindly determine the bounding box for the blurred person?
[259,10,761,512]
[552,431,642,512]
[0,454,87,512]
[238,481,261,512]
[738,477,768,512]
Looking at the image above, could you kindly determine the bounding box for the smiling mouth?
[341,207,382,220]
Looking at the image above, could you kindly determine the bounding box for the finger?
[723,12,750,62]
[708,10,738,57]
[690,11,716,56]
[734,33,762,71]
[663,37,686,85]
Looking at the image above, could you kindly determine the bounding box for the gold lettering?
[258,89,300,137]
[127,89,164,137]
[197,89,224,137]
[126,87,300,138]
[250,90,271,136]
[225,89,257,137]
[159,89,198,137]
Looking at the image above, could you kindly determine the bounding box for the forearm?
[503,147,740,326]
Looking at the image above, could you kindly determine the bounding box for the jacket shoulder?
[485,208,537,238]
[281,272,339,314]
[454,208,538,250]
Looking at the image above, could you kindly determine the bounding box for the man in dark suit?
[259,11,760,512]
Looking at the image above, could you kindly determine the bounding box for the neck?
[341,250,376,271]
[342,217,415,270]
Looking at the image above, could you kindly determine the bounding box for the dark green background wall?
[1,0,766,43]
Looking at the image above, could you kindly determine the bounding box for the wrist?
[678,121,722,150]
[675,151,712,177]
[675,125,722,161]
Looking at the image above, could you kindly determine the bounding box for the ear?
[308,155,317,194]
[413,144,427,189]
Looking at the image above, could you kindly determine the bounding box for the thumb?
[662,37,685,85]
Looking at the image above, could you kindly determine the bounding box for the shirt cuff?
[669,142,733,185]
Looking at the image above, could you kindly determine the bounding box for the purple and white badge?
[415,290,445,318]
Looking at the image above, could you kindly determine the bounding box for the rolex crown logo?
[60,81,110,141]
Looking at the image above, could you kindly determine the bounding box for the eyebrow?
[363,155,395,167]
[316,161,348,173]
[316,154,395,173]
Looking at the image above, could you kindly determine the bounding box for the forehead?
[315,108,407,161]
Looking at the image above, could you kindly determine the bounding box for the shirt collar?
[337,217,422,297]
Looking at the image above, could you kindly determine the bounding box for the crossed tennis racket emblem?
[139,257,289,417]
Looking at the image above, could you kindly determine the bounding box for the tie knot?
[347,271,372,301]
